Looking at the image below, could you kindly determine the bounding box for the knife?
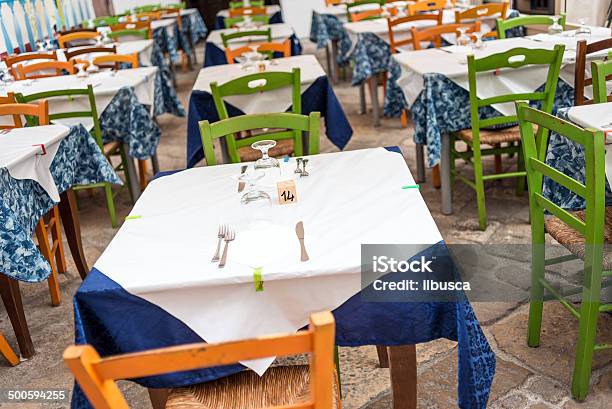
[238,165,248,192]
[295,221,309,262]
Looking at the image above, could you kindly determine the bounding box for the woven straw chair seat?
[165,365,339,409]
[455,126,522,145]
[545,207,612,270]
[238,139,294,162]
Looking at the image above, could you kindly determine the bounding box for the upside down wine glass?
[252,139,281,173]
[239,170,271,205]
[548,16,563,35]
[456,27,472,47]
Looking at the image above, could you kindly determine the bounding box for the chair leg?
[527,201,546,347]
[516,145,526,196]
[35,218,61,306]
[400,109,409,128]
[119,145,135,204]
[472,148,487,230]
[382,71,388,99]
[0,332,19,366]
[103,183,118,228]
[494,144,502,174]
[50,207,67,274]
[138,159,148,191]
[432,165,441,189]
[334,346,342,399]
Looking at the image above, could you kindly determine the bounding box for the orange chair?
[407,0,446,15]
[455,2,509,38]
[92,53,139,70]
[229,6,267,17]
[13,60,77,80]
[410,21,481,50]
[109,21,153,40]
[225,39,291,63]
[0,332,19,366]
[57,31,100,48]
[4,51,58,77]
[65,312,339,409]
[0,97,65,307]
[134,11,162,21]
[350,8,384,22]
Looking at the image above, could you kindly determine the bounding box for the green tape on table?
[253,267,264,292]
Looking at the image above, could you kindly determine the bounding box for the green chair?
[209,68,305,163]
[496,13,567,39]
[451,44,565,230]
[220,28,272,48]
[346,0,384,22]
[198,112,320,166]
[224,15,270,28]
[133,4,161,13]
[16,86,134,228]
[516,101,612,401]
[92,16,120,28]
[108,28,150,42]
[229,0,264,9]
[591,57,612,103]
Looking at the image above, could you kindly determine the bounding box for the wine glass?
[456,27,472,47]
[239,170,271,206]
[576,17,591,36]
[548,16,563,35]
[75,62,88,78]
[252,140,281,175]
[472,31,485,50]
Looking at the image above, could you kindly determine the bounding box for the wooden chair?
[0,97,65,307]
[592,58,612,103]
[350,8,385,22]
[407,0,446,16]
[574,37,612,106]
[108,28,151,42]
[16,86,134,228]
[134,11,162,22]
[225,39,291,63]
[410,21,480,50]
[13,60,76,80]
[92,53,139,70]
[91,15,120,27]
[455,2,509,38]
[224,15,270,28]
[230,0,264,8]
[496,14,566,39]
[0,332,19,366]
[57,31,100,48]
[346,0,384,22]
[65,45,117,70]
[4,51,58,76]
[220,28,272,48]
[65,311,337,409]
[209,69,307,163]
[516,101,612,401]
[110,21,152,32]
[451,45,565,230]
[228,6,267,17]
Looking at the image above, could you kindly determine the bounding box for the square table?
[215,5,283,29]
[72,147,495,409]
[186,54,353,167]
[204,23,302,67]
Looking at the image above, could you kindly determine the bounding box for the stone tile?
[523,375,567,404]
[491,393,530,409]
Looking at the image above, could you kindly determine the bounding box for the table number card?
[277,180,298,205]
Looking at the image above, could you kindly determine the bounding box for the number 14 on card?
[277,180,298,205]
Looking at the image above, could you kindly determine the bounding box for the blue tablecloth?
[215,10,283,29]
[153,26,180,64]
[185,75,353,167]
[0,125,121,283]
[185,12,208,44]
[543,107,612,210]
[70,158,495,408]
[203,34,302,67]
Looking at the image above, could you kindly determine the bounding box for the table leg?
[376,345,389,368]
[123,144,141,202]
[415,144,426,184]
[148,388,169,409]
[325,44,332,80]
[440,133,453,215]
[388,345,417,409]
[331,39,339,84]
[58,189,88,279]
[359,83,366,115]
[368,76,381,127]
[0,275,34,359]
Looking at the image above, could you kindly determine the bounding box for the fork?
[218,228,235,268]
[211,225,227,262]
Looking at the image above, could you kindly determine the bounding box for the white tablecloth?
[217,5,281,19]
[192,55,325,114]
[207,23,295,50]
[94,147,443,373]
[0,125,70,201]
[0,67,158,129]
[394,27,612,115]
[567,102,612,183]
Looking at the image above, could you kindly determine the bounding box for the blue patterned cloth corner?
[153,26,180,64]
[0,125,121,283]
[309,12,352,67]
[183,12,208,45]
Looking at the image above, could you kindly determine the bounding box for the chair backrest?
[410,21,480,50]
[574,37,612,106]
[467,45,565,142]
[135,11,162,21]
[224,14,270,28]
[516,101,606,247]
[0,94,49,128]
[4,51,58,76]
[108,28,151,42]
[455,2,508,38]
[229,6,267,17]
[346,0,384,22]
[58,27,98,36]
[92,15,120,27]
[407,0,446,16]
[15,85,103,148]
[13,60,77,80]
[200,112,320,165]
[496,14,566,39]
[225,39,291,63]
[111,21,151,31]
[65,45,117,62]
[230,0,264,8]
[133,4,161,13]
[591,58,612,104]
[58,31,100,48]
[65,311,335,409]
[92,53,139,70]
[221,28,272,48]
[350,8,384,22]
[387,13,443,52]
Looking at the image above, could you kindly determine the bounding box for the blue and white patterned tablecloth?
[203,34,303,67]
[183,11,208,45]
[543,107,612,210]
[309,11,352,67]
[153,26,180,64]
[0,125,120,283]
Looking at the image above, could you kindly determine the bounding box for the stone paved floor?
[0,41,610,408]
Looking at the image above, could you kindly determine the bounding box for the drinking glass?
[576,18,592,36]
[456,27,472,47]
[75,62,88,77]
[547,16,563,35]
[240,170,271,206]
[252,140,281,174]
[472,31,485,50]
